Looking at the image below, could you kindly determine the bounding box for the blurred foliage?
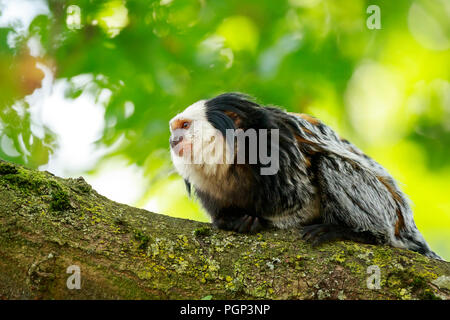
[0,0,449,258]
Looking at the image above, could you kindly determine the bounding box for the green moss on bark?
[0,159,449,300]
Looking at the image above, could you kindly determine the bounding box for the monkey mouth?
[169,135,183,148]
[171,140,192,158]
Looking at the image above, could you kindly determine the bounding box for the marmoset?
[169,93,441,260]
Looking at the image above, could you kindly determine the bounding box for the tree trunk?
[0,159,449,300]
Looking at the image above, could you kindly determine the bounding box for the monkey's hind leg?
[300,223,381,247]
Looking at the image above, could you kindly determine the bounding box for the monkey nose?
[170,135,183,148]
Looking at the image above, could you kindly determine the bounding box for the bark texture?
[0,159,449,300]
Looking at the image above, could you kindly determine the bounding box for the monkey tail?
[402,232,443,261]
[422,248,443,261]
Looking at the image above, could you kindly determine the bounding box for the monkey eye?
[182,121,190,129]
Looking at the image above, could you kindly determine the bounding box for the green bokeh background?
[1,0,449,259]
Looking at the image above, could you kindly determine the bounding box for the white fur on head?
[169,100,231,193]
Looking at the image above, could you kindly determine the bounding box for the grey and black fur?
[169,93,442,260]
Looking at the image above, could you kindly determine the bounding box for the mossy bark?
[0,159,449,300]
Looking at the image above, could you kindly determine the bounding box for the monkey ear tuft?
[224,111,243,128]
[184,179,192,197]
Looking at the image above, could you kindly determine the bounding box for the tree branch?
[0,159,449,300]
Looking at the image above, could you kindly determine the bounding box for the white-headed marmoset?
[169,93,441,260]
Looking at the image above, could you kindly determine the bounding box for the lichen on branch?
[0,159,449,300]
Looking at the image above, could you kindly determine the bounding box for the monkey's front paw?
[236,215,264,233]
[213,215,264,234]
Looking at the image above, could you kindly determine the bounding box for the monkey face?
[169,121,192,158]
[170,100,202,159]
[169,100,232,183]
